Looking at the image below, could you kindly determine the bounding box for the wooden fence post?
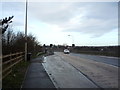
[2,52,24,79]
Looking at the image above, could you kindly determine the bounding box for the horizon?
[42,44,119,47]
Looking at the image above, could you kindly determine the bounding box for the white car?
[64,49,70,54]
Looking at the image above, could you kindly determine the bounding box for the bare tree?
[2,16,14,34]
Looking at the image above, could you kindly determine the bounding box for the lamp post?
[0,20,2,88]
[25,0,28,61]
[68,35,74,45]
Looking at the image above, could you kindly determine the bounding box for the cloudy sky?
[1,1,118,46]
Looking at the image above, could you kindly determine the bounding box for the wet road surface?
[42,52,118,88]
[70,53,119,67]
[42,55,98,88]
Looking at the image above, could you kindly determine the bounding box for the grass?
[31,52,45,59]
[36,52,45,56]
[2,60,30,88]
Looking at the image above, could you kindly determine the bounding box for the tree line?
[1,16,42,56]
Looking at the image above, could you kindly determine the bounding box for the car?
[64,49,70,54]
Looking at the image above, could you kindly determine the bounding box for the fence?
[2,52,24,79]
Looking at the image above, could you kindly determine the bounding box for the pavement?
[21,56,56,88]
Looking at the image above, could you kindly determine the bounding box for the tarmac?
[42,54,99,88]
[21,56,56,89]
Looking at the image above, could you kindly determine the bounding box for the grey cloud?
[28,2,83,24]
[2,2,25,12]
[2,2,117,38]
[28,2,117,38]
[85,2,118,20]
[1,2,25,26]
[62,2,118,37]
[63,18,117,37]
[28,2,117,23]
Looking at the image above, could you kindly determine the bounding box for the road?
[42,52,118,88]
[70,53,119,67]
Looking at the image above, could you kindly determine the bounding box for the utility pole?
[25,0,28,61]
[0,19,2,89]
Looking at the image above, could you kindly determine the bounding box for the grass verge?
[2,60,30,88]
[31,52,45,59]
